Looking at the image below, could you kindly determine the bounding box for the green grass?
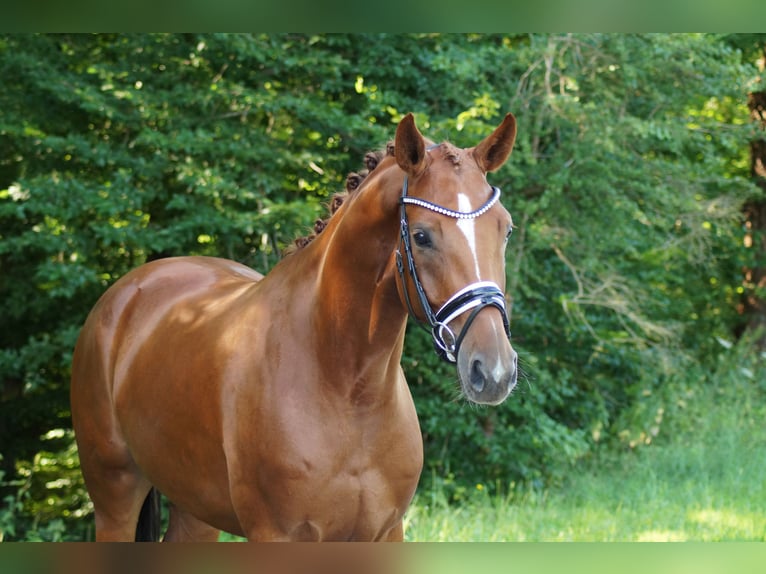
[404,344,766,542]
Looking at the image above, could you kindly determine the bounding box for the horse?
[70,112,519,541]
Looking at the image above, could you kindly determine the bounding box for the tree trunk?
[742,43,766,346]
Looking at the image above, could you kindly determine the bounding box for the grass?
[404,343,766,542]
[404,446,766,541]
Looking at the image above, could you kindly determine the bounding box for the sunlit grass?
[405,438,766,541]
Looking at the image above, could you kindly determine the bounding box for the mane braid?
[436,142,462,166]
[282,143,395,256]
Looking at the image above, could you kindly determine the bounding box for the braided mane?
[437,142,462,166]
[284,141,396,255]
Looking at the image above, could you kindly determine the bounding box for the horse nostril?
[470,359,486,394]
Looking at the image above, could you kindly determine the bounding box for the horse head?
[393,113,518,405]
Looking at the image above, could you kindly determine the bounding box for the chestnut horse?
[70,113,518,541]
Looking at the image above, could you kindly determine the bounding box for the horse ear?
[395,113,427,176]
[472,113,517,173]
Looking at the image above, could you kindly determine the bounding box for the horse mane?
[283,141,396,255]
[283,138,461,256]
[437,142,462,166]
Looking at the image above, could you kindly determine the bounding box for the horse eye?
[505,226,513,242]
[413,229,432,248]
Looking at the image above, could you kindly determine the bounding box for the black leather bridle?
[395,171,511,363]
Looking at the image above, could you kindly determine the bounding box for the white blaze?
[456,193,481,280]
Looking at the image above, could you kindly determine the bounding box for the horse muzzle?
[455,310,518,405]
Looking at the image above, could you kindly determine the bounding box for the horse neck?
[312,161,408,380]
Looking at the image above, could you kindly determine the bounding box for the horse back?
[73,256,263,387]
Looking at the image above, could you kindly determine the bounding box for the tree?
[0,33,758,539]
[407,34,758,490]
[724,34,766,345]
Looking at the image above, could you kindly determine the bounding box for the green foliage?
[1,429,89,541]
[0,33,760,539]
[406,33,759,498]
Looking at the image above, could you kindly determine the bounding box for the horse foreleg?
[164,504,221,542]
[383,521,404,542]
[88,467,153,541]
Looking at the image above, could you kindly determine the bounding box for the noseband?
[395,171,511,364]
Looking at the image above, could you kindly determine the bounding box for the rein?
[395,167,511,364]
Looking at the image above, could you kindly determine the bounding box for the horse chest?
[281,461,410,541]
[231,402,422,541]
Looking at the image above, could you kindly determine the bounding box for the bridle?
[394,165,511,364]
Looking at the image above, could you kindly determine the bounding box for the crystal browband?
[399,186,501,220]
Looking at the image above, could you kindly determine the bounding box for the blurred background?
[1,33,764,541]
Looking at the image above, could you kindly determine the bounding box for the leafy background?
[1,33,764,540]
